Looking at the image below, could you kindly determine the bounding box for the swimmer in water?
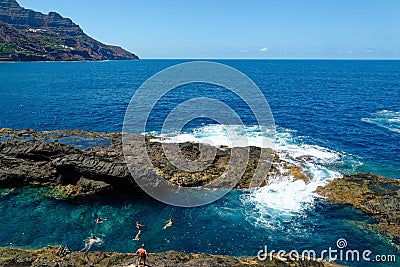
[136,221,145,229]
[162,218,173,229]
[133,229,142,241]
[96,216,103,224]
[80,235,101,252]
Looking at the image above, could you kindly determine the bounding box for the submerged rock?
[50,177,113,198]
[0,246,342,267]
[316,173,400,242]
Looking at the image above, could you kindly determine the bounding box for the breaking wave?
[148,124,362,228]
[361,110,400,134]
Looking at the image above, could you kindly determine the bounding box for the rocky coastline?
[0,128,399,265]
[0,128,308,196]
[0,246,342,267]
[316,173,400,244]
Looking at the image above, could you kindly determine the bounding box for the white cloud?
[241,49,249,53]
[365,48,378,53]
[259,47,268,52]
[337,49,353,54]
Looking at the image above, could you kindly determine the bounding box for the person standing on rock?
[136,243,147,267]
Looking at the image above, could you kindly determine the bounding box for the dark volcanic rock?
[0,139,77,186]
[0,140,136,194]
[76,177,112,195]
[0,128,308,197]
[0,0,139,61]
[52,153,132,185]
[0,139,78,160]
[0,246,342,267]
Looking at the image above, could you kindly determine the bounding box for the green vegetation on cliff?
[0,0,139,61]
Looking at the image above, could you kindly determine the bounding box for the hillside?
[0,0,139,61]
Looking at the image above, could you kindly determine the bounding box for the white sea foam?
[361,110,400,134]
[241,128,348,228]
[148,124,361,228]
[150,124,275,148]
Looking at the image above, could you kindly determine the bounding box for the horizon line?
[140,57,400,60]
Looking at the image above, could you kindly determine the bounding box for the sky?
[17,0,400,59]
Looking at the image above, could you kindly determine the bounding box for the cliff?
[0,0,139,61]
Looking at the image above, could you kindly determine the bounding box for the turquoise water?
[0,60,399,265]
[0,187,397,266]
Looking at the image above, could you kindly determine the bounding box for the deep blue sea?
[0,60,399,266]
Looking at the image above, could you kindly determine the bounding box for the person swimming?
[136,221,145,229]
[133,229,142,241]
[96,216,103,224]
[80,235,101,252]
[163,218,173,229]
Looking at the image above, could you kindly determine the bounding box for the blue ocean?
[0,60,399,266]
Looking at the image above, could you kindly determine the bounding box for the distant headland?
[0,0,139,61]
